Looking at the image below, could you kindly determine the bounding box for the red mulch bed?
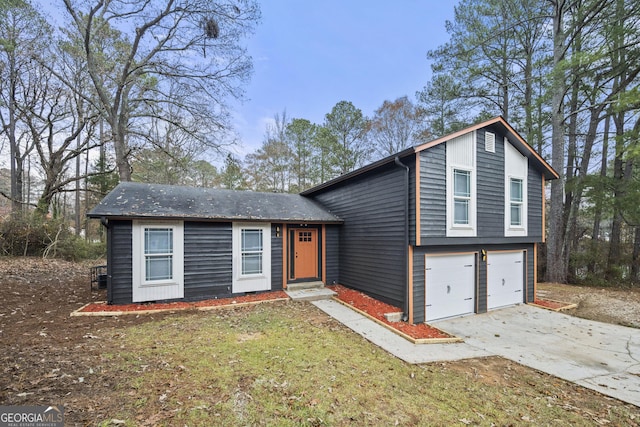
[79,291,289,313]
[328,284,452,340]
[533,299,571,310]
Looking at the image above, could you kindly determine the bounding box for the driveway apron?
[434,305,640,407]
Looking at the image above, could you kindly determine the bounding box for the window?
[144,228,173,281]
[132,221,184,303]
[241,228,263,275]
[453,169,471,225]
[510,178,523,226]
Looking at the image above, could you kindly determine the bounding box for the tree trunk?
[547,0,568,283]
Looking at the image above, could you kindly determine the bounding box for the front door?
[292,228,318,280]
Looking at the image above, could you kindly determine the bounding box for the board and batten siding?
[411,243,534,323]
[108,220,133,304]
[311,165,406,308]
[183,222,233,300]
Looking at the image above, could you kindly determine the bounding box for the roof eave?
[301,146,416,196]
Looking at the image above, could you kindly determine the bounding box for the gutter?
[394,156,410,322]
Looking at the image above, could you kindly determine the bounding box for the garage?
[425,253,476,322]
[487,251,524,310]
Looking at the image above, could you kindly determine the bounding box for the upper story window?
[504,140,528,236]
[454,169,471,225]
[510,178,523,227]
[446,131,477,237]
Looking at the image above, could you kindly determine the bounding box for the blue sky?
[231,1,457,157]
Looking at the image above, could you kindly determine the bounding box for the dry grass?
[102,301,640,426]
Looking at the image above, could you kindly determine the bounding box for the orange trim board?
[408,245,414,324]
[322,225,327,284]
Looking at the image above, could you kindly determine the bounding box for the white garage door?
[487,251,524,310]
[425,253,476,322]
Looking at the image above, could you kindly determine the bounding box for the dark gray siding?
[271,224,283,291]
[407,154,417,246]
[477,130,505,236]
[419,128,545,246]
[526,245,535,302]
[420,145,446,238]
[183,222,232,300]
[411,243,534,323]
[311,165,406,308]
[325,225,340,285]
[528,166,543,240]
[109,220,133,304]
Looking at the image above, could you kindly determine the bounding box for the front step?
[285,281,336,301]
[286,281,325,291]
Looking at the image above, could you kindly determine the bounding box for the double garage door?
[425,251,524,322]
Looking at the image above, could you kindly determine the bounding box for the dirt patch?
[537,282,640,328]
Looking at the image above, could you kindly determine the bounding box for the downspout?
[394,157,410,322]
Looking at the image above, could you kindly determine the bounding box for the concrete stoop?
[285,282,336,301]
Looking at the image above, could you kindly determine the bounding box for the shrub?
[0,213,105,260]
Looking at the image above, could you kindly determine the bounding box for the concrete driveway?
[434,305,640,407]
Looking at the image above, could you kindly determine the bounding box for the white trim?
[132,221,184,303]
[232,222,271,293]
[504,139,528,236]
[446,131,477,237]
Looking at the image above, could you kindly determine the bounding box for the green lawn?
[102,301,639,426]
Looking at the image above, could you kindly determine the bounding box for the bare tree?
[369,96,426,159]
[61,0,260,181]
[0,0,50,212]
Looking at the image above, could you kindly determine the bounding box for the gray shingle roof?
[88,182,342,223]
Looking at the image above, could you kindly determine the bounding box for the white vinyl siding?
[446,131,477,237]
[232,223,271,292]
[504,140,528,236]
[132,221,184,302]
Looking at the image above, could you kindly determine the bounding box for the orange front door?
[293,229,318,279]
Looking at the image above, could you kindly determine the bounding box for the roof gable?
[303,117,557,196]
[88,182,342,223]
[415,116,558,180]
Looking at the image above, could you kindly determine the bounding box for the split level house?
[88,116,558,324]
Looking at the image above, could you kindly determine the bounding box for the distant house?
[88,116,558,324]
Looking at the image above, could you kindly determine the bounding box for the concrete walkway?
[312,299,640,407]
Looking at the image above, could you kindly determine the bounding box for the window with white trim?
[453,169,471,225]
[132,221,184,303]
[510,178,523,226]
[232,223,271,293]
[445,131,477,237]
[504,140,528,236]
[241,228,263,275]
[144,228,174,281]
